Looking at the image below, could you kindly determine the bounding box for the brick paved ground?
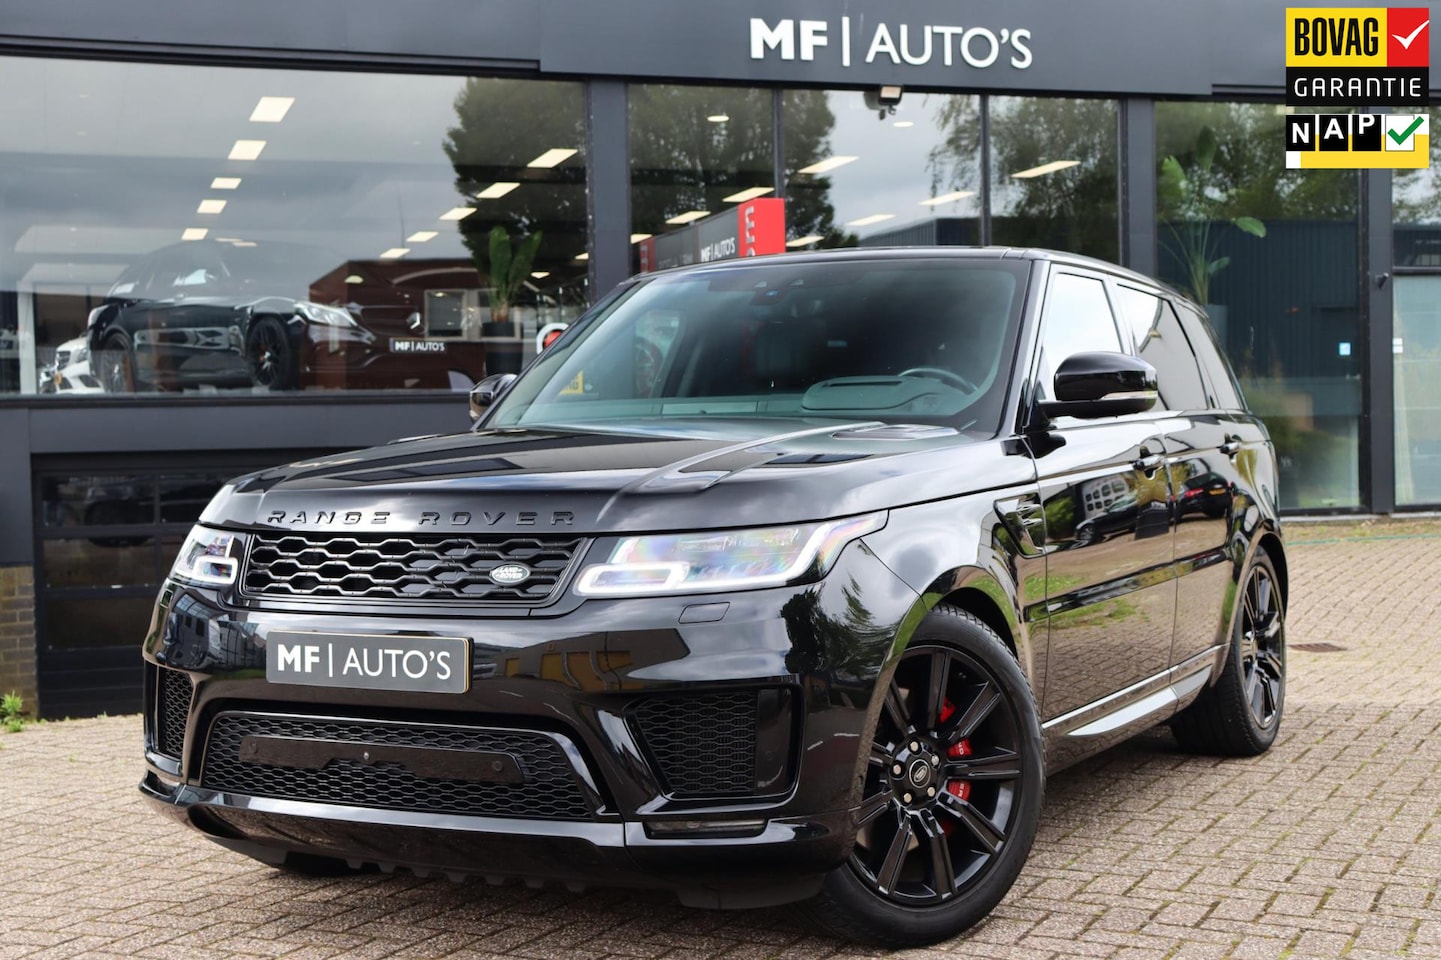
[2,521,1438,960]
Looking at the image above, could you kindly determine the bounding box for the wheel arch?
[1258,529,1288,609]
[938,585,1018,661]
[1209,521,1287,684]
[885,564,1036,691]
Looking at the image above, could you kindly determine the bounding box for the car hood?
[202,418,1035,534]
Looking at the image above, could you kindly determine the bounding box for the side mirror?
[469,373,517,423]
[1041,352,1157,421]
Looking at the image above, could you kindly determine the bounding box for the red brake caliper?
[938,699,972,813]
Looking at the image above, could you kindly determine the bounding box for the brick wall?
[0,565,38,717]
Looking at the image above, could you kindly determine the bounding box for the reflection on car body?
[140,248,1287,948]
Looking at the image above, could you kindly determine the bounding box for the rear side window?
[1037,272,1122,401]
[1173,301,1245,410]
[1114,286,1208,411]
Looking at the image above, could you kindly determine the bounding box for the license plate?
[390,338,447,354]
[266,631,469,693]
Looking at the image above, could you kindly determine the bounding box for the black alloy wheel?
[1238,562,1284,729]
[1171,546,1286,756]
[804,607,1043,946]
[246,316,297,390]
[851,645,1023,904]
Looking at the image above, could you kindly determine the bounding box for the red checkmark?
[1388,7,1431,67]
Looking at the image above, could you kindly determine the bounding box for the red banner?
[637,198,786,273]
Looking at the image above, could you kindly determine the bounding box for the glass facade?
[782,90,981,249]
[0,58,588,398]
[1157,102,1362,510]
[0,55,1404,516]
[990,97,1118,261]
[629,84,775,263]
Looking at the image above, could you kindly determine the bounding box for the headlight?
[171,525,246,587]
[575,513,886,597]
[295,301,358,328]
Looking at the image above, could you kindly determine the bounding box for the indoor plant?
[481,225,544,335]
[1158,125,1266,307]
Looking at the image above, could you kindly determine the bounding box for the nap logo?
[1285,113,1430,168]
[1286,8,1429,106]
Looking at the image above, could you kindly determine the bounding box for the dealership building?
[0,0,1436,717]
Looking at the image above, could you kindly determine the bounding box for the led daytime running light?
[575,513,885,597]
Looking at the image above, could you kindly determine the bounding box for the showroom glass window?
[782,90,981,251]
[989,97,1119,262]
[0,58,586,398]
[1392,108,1441,506]
[1156,102,1361,510]
[628,84,775,269]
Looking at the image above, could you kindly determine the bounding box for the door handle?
[1219,435,1243,456]
[1133,452,1164,473]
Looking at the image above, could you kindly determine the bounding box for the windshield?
[488,257,1029,432]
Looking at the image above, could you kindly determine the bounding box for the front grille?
[156,668,193,760]
[200,713,594,820]
[631,692,758,798]
[242,532,583,603]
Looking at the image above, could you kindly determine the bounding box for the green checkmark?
[1389,117,1424,144]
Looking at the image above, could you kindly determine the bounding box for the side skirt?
[1039,647,1221,770]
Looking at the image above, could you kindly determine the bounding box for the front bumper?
[139,773,852,906]
[139,541,919,905]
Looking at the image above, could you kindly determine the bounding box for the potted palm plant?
[480,225,544,337]
[1159,126,1266,323]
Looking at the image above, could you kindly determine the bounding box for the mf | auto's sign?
[748,17,1033,71]
[540,0,1213,95]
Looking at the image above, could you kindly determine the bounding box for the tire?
[245,316,299,390]
[802,606,1045,947]
[95,331,136,393]
[1170,546,1286,756]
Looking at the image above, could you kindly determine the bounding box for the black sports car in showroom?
[140,248,1286,946]
[89,240,481,392]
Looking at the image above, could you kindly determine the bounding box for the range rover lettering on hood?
[262,509,575,528]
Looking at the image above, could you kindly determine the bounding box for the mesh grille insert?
[156,668,193,761]
[242,532,583,603]
[200,713,594,820]
[631,692,758,798]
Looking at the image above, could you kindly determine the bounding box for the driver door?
[1027,270,1177,732]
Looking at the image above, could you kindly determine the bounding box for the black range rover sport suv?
[141,248,1286,946]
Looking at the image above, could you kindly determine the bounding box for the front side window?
[489,258,1028,434]
[1036,272,1122,402]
